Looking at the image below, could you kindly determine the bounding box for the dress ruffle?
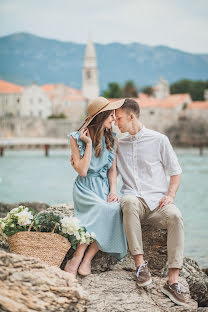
[68,132,86,157]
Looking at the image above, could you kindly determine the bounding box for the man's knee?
[121,195,144,219]
[120,194,138,214]
[166,204,183,224]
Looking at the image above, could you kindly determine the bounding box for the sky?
[0,0,208,54]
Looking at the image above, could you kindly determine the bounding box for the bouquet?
[0,205,96,250]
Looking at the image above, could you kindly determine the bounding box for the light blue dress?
[68,131,127,260]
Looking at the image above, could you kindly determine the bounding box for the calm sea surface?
[0,148,207,268]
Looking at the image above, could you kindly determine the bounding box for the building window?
[86,71,91,79]
[39,111,42,117]
[17,97,20,103]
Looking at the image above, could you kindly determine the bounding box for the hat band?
[77,100,111,131]
[87,101,110,121]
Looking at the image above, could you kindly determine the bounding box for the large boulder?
[79,270,197,311]
[0,204,203,311]
[0,250,88,312]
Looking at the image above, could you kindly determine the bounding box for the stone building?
[21,83,52,118]
[42,84,87,121]
[152,77,170,99]
[82,37,99,100]
[0,80,22,117]
[204,89,208,101]
[0,80,52,119]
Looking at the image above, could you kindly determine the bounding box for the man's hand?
[159,195,174,208]
[107,192,119,203]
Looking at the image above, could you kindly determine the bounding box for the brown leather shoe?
[162,281,186,306]
[136,261,152,287]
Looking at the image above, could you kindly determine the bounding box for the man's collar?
[129,125,146,141]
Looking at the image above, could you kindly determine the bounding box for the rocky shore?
[0,202,208,311]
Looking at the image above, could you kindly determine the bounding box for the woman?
[65,97,127,277]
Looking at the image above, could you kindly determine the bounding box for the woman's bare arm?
[70,129,92,177]
[107,141,119,202]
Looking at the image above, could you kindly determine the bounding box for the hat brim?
[78,99,125,131]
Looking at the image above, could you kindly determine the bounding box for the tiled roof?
[41,84,57,92]
[42,84,82,95]
[109,93,193,109]
[158,94,191,108]
[0,80,23,94]
[188,101,208,109]
[137,93,160,107]
[63,94,86,101]
[109,95,159,108]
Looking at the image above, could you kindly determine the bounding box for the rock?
[79,270,197,311]
[0,202,49,218]
[202,268,208,276]
[197,308,208,312]
[161,257,208,307]
[0,250,88,312]
[45,204,74,217]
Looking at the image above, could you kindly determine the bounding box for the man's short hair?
[120,98,140,118]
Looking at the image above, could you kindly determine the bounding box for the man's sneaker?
[136,261,152,287]
[162,281,186,306]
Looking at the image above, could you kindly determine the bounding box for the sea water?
[0,148,207,268]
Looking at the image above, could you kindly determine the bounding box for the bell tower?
[82,37,99,100]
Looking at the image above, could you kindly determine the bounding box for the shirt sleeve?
[160,135,182,176]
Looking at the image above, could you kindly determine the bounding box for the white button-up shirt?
[117,126,182,211]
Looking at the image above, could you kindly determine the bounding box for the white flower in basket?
[61,216,80,235]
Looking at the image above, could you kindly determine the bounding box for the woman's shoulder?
[67,131,80,141]
[67,131,85,157]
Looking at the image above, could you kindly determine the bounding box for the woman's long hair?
[88,110,114,157]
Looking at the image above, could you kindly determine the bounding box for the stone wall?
[1,108,208,146]
[0,117,81,138]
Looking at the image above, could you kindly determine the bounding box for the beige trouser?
[121,194,184,269]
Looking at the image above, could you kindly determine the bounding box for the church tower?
[82,37,99,100]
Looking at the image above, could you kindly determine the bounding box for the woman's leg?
[64,243,88,276]
[78,241,99,276]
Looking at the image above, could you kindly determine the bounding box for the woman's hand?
[80,128,92,145]
[107,192,119,203]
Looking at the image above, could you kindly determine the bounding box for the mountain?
[0,32,208,91]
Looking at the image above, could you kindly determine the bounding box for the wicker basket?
[8,222,71,267]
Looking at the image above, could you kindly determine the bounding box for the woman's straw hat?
[78,97,125,131]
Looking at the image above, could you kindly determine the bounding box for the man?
[115,98,185,306]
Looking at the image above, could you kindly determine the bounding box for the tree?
[141,86,154,96]
[123,80,138,98]
[170,79,208,101]
[102,82,123,98]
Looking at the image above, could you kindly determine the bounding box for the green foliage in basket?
[33,212,61,233]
